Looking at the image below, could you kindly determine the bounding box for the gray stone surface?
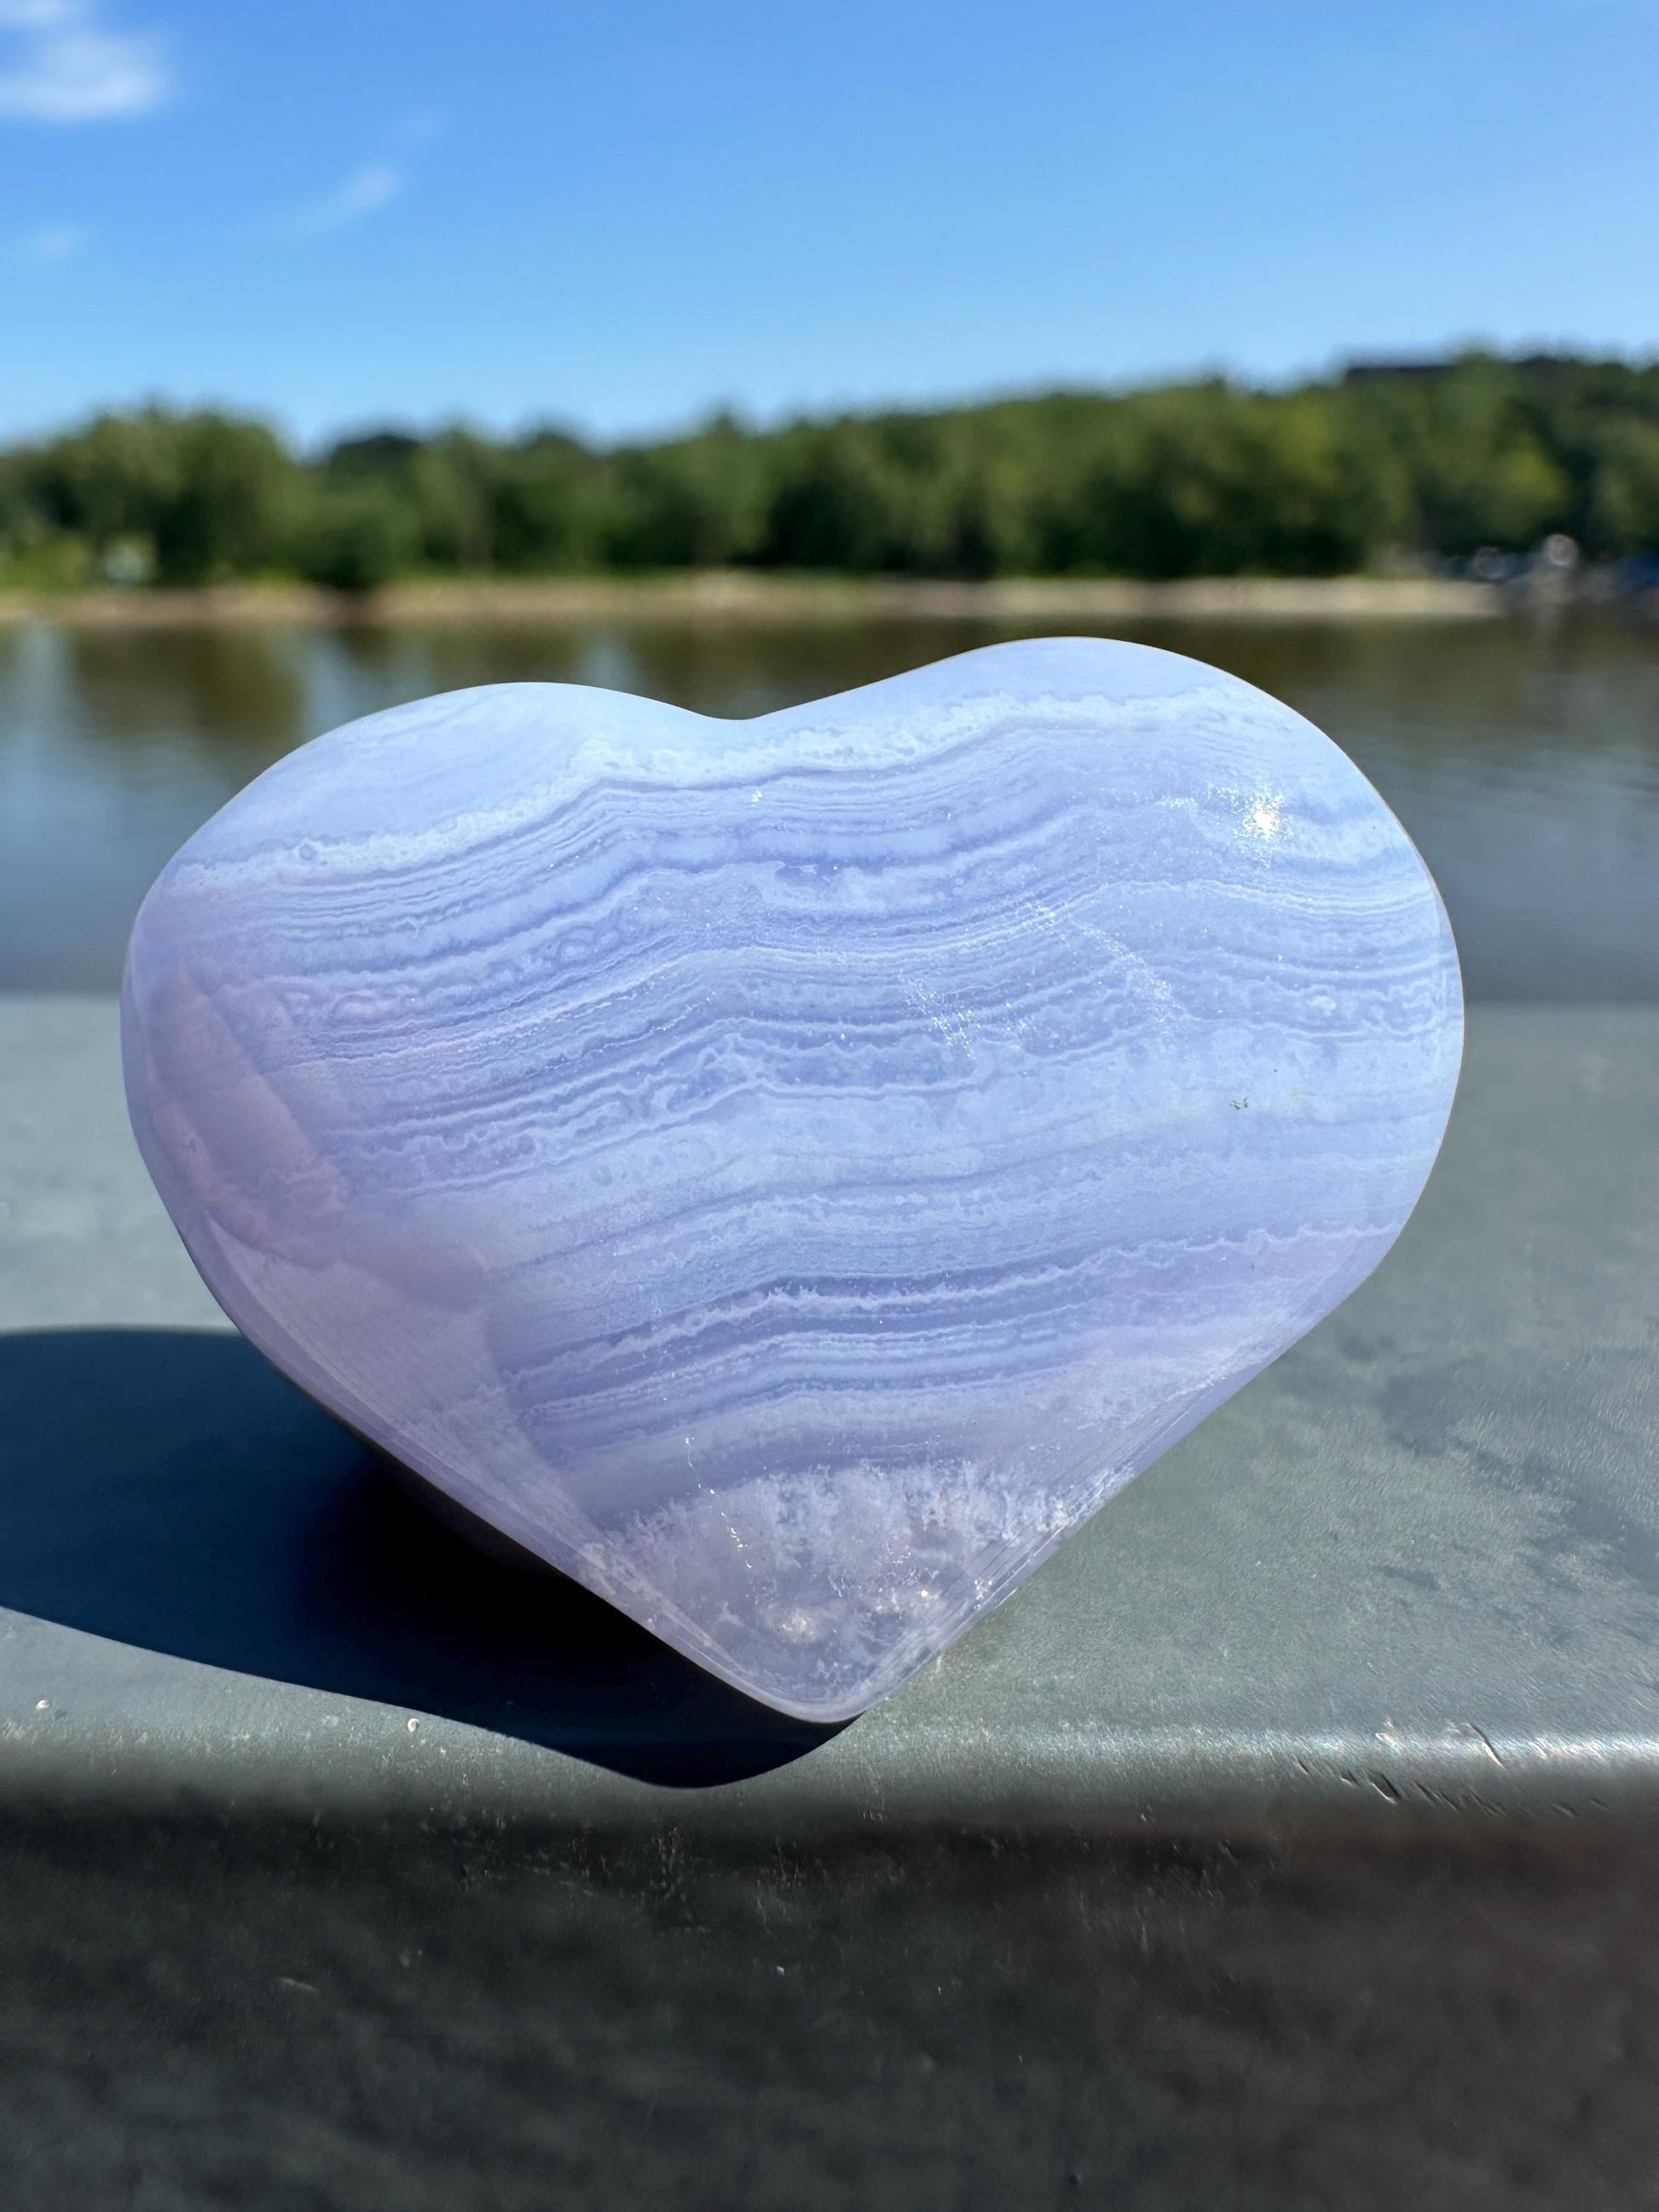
[3,995,1658,1830]
[7,995,1659,2212]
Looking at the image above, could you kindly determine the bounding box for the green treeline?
[3,351,1657,592]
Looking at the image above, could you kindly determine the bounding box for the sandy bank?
[0,572,1515,630]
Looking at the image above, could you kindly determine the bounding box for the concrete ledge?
[3,998,1657,1833]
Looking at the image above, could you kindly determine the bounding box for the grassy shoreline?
[0,571,1517,629]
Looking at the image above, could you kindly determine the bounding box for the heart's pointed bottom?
[259,1302,1269,1724]
[371,1438,971,1725]
[348,1409,1107,1724]
[558,1453,1101,1724]
[120,638,1463,1723]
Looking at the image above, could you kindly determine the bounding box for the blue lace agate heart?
[122,639,1461,1721]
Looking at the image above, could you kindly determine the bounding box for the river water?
[2,611,1656,996]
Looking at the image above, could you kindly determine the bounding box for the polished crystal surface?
[121,638,1462,1721]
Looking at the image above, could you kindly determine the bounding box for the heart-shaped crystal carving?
[122,638,1461,1721]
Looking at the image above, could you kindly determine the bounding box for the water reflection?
[1,610,1656,996]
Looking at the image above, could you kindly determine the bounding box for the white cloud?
[17,218,87,259]
[388,104,445,149]
[280,160,404,239]
[0,0,170,122]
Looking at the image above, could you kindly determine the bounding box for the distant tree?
[491,430,610,571]
[7,354,1659,590]
[1505,357,1659,557]
[26,407,298,584]
[0,444,85,584]
[1581,422,1659,556]
[295,481,419,593]
[1355,356,1574,555]
[604,415,772,568]
[153,413,299,583]
[757,422,908,571]
[321,424,494,569]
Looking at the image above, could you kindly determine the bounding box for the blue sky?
[2,0,1655,448]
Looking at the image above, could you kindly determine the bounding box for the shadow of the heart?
[0,1329,841,1786]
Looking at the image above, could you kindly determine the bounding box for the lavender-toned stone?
[121,639,1462,1721]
